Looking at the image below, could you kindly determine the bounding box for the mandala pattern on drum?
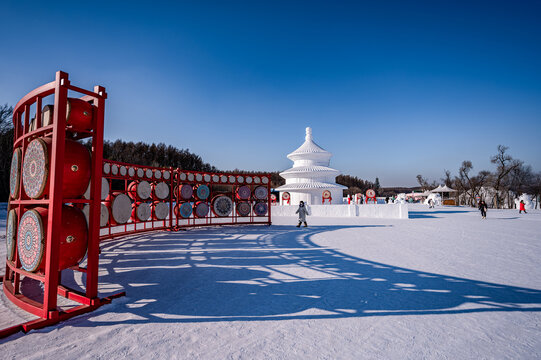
[6,210,17,261]
[17,210,45,272]
[179,184,193,200]
[253,202,268,217]
[254,186,268,200]
[178,202,193,218]
[23,139,48,199]
[196,185,210,200]
[236,202,251,217]
[10,148,22,199]
[237,186,251,200]
[195,202,209,218]
[213,196,233,217]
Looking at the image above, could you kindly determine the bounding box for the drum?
[212,175,219,182]
[253,202,268,216]
[83,177,109,200]
[262,176,269,184]
[163,171,170,180]
[177,184,193,200]
[282,192,290,201]
[119,166,127,176]
[196,173,203,181]
[366,189,376,198]
[132,202,151,222]
[187,173,194,181]
[17,205,88,272]
[137,168,144,178]
[106,193,132,225]
[270,194,277,202]
[194,201,209,218]
[175,202,193,219]
[6,209,18,261]
[220,175,227,183]
[246,176,253,184]
[179,173,187,181]
[322,190,331,199]
[29,117,37,132]
[237,175,244,183]
[236,202,251,217]
[111,164,119,175]
[66,98,94,131]
[103,162,111,175]
[145,169,153,178]
[128,167,135,177]
[228,175,235,183]
[22,137,91,199]
[10,148,22,199]
[152,182,170,200]
[254,186,268,200]
[195,184,210,200]
[236,186,251,200]
[152,201,169,220]
[41,104,54,127]
[213,195,233,217]
[127,180,151,200]
[254,176,261,184]
[204,174,211,182]
[82,203,109,227]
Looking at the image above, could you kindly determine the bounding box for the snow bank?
[272,203,408,219]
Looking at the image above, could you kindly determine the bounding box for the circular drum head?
[6,209,18,261]
[254,176,261,184]
[145,169,153,178]
[179,184,193,200]
[366,189,375,197]
[236,201,251,217]
[154,182,170,200]
[137,181,152,200]
[253,202,268,217]
[154,202,169,220]
[212,175,219,182]
[119,166,127,176]
[204,174,211,182]
[128,167,135,177]
[177,202,193,218]
[103,162,111,174]
[137,168,144,177]
[136,203,151,221]
[220,175,227,183]
[262,177,269,184]
[237,186,251,200]
[254,186,268,200]
[196,185,210,200]
[194,202,209,218]
[17,210,45,272]
[271,194,277,201]
[111,164,119,175]
[179,173,187,181]
[112,194,132,224]
[246,176,253,184]
[283,192,290,200]
[187,173,195,181]
[213,196,233,217]
[10,148,22,199]
[322,190,331,199]
[83,203,109,227]
[196,174,203,181]
[237,176,244,183]
[22,138,49,199]
[163,171,170,180]
[228,175,235,183]
[154,170,162,179]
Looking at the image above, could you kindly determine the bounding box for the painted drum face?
[194,202,209,218]
[246,176,253,184]
[154,170,162,179]
[270,194,277,201]
[282,192,290,200]
[137,168,144,177]
[236,186,251,200]
[213,196,233,217]
[237,176,244,183]
[66,98,93,131]
[228,175,235,183]
[119,166,127,176]
[195,185,210,200]
[153,202,169,220]
[6,209,18,261]
[196,174,203,181]
[204,174,211,182]
[262,177,269,184]
[236,202,251,217]
[253,202,268,216]
[128,181,151,200]
[103,162,111,174]
[163,171,170,180]
[128,167,136,177]
[254,176,261,184]
[322,190,331,199]
[212,175,219,182]
[153,182,170,200]
[132,202,151,221]
[220,175,227,183]
[178,184,193,200]
[179,173,187,181]
[10,148,22,199]
[145,169,153,178]
[22,138,91,199]
[366,189,376,197]
[254,186,268,200]
[176,202,193,219]
[111,164,118,175]
[187,173,194,181]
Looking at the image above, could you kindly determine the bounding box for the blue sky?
[1,1,540,186]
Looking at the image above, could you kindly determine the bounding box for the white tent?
[431,185,457,203]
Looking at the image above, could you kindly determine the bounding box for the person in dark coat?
[519,200,527,214]
[478,200,488,219]
[295,201,310,227]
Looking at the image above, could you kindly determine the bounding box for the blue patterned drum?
[253,202,268,216]
[176,202,193,218]
[195,184,210,200]
[6,209,18,261]
[10,148,22,199]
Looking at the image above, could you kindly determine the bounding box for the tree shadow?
[409,209,475,219]
[54,225,541,329]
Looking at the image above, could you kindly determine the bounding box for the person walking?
[428,198,434,208]
[519,200,527,214]
[478,199,488,219]
[295,201,310,227]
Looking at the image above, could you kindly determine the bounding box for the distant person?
[519,200,527,214]
[478,200,488,219]
[385,196,389,204]
[296,201,310,227]
[428,198,434,208]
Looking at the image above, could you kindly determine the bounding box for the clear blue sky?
[1,1,540,186]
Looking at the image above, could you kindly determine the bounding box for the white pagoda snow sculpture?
[276,127,346,205]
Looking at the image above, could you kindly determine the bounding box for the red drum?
[152,182,170,200]
[282,192,290,201]
[236,202,251,217]
[103,162,111,175]
[83,177,109,200]
[236,186,251,200]
[254,186,268,200]
[177,184,193,200]
[127,180,151,200]
[152,201,169,220]
[163,171,171,180]
[322,190,331,199]
[253,202,268,216]
[106,192,132,225]
[111,164,119,175]
[270,194,277,202]
[128,167,135,177]
[175,202,193,218]
[195,184,210,200]
[212,195,233,217]
[17,206,88,272]
[194,201,209,218]
[132,202,151,221]
[6,209,18,261]
[66,98,94,131]
[366,189,376,198]
[10,148,22,199]
[82,203,109,227]
[22,137,91,199]
[119,166,127,176]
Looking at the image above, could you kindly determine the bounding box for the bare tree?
[490,145,522,208]
[441,170,453,187]
[458,161,490,206]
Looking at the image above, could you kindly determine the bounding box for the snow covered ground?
[1,204,540,359]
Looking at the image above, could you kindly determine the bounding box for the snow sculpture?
[514,193,534,210]
[394,193,406,204]
[423,193,442,206]
[276,127,346,205]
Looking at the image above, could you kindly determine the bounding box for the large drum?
[40,99,94,132]
[194,201,209,218]
[17,205,88,272]
[82,203,109,227]
[236,202,252,217]
[83,177,109,200]
[6,209,18,261]
[195,184,210,200]
[132,202,151,222]
[212,195,233,217]
[254,186,268,200]
[152,182,170,200]
[175,202,193,218]
[253,202,268,217]
[177,184,193,200]
[22,137,91,199]
[236,185,251,200]
[10,148,22,199]
[106,193,132,225]
[152,201,169,220]
[128,180,151,200]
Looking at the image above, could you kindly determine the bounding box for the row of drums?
[103,162,171,181]
[178,172,269,185]
[175,184,268,201]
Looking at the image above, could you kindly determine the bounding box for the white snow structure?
[423,193,442,206]
[276,127,346,205]
[514,193,534,210]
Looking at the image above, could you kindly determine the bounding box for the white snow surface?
[1,204,540,359]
